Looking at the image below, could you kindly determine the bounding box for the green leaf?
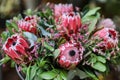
[84,69,99,80]
[82,12,100,34]
[55,75,62,80]
[38,25,51,37]
[24,9,33,16]
[67,68,88,80]
[0,56,10,66]
[36,69,44,75]
[38,12,44,17]
[23,32,37,42]
[28,39,35,48]
[39,60,47,67]
[25,66,31,80]
[44,42,54,51]
[34,76,43,80]
[57,37,66,46]
[35,69,44,80]
[23,32,37,47]
[11,61,15,68]
[67,69,77,80]
[17,14,23,20]
[11,22,18,31]
[90,57,97,64]
[6,26,13,34]
[24,65,39,80]
[53,49,60,59]
[60,70,67,80]
[43,8,53,18]
[82,7,101,19]
[6,20,18,33]
[76,68,89,79]
[39,69,58,79]
[92,62,106,72]
[1,31,10,41]
[97,56,106,63]
[44,21,54,28]
[83,16,98,32]
[105,50,111,59]
[30,65,39,80]
[88,17,98,33]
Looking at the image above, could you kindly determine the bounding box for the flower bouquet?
[0,3,120,80]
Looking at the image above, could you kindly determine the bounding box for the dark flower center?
[12,42,16,46]
[108,30,116,39]
[69,13,74,17]
[69,50,76,56]
[108,34,112,38]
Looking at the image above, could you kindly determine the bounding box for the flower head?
[57,41,84,69]
[18,15,38,34]
[3,34,30,64]
[54,4,73,21]
[58,12,81,35]
[94,28,118,50]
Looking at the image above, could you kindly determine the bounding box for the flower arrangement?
[0,3,120,80]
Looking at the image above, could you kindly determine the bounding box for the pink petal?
[9,48,21,60]
[15,44,27,56]
[19,38,29,48]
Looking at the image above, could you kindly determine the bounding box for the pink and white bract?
[58,12,81,35]
[57,42,84,69]
[94,28,118,50]
[54,4,73,22]
[18,15,38,34]
[3,34,30,64]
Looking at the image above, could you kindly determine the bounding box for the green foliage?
[39,69,59,79]
[0,56,10,66]
[6,20,18,34]
[44,42,54,51]
[39,69,67,80]
[67,68,89,80]
[84,68,99,80]
[1,31,10,42]
[37,8,53,19]
[82,7,100,34]
[24,9,35,16]
[92,62,106,72]
[25,64,39,80]
[53,49,60,59]
[60,70,67,80]
[97,56,106,64]
[23,32,37,42]
[82,7,101,19]
[38,25,51,37]
[86,53,107,72]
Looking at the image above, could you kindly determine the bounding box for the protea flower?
[3,34,30,64]
[57,41,84,69]
[94,28,118,50]
[54,4,73,21]
[18,15,38,34]
[99,18,115,28]
[58,12,81,35]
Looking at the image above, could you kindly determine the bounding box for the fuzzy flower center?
[69,50,76,56]
[12,42,16,46]
[108,29,116,40]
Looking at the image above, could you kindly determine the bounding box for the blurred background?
[0,0,120,80]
